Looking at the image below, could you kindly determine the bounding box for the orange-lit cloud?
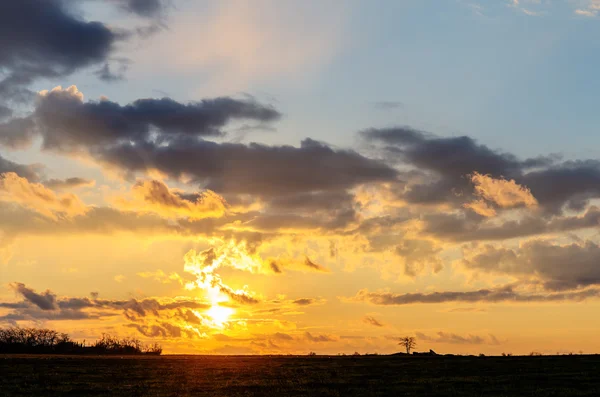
[0,172,88,220]
[115,179,228,220]
[464,172,538,217]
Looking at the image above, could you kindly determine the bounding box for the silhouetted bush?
[0,327,161,355]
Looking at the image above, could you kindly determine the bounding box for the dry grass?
[1,354,600,396]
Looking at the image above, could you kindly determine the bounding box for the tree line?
[0,327,162,355]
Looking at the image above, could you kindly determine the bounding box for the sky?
[1,0,600,355]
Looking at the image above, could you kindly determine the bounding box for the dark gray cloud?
[422,206,600,242]
[520,160,600,213]
[0,106,11,120]
[95,138,396,198]
[9,282,57,310]
[415,332,501,345]
[0,0,118,100]
[115,0,167,17]
[19,89,280,153]
[363,126,600,214]
[94,61,129,82]
[1,282,210,325]
[261,190,358,230]
[362,127,554,206]
[362,127,553,177]
[462,240,600,291]
[350,284,600,305]
[0,308,108,322]
[0,117,37,149]
[0,154,41,181]
[267,190,355,213]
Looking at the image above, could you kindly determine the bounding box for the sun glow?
[183,241,262,329]
[206,304,234,327]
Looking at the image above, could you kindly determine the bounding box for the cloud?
[347,284,600,305]
[363,126,600,214]
[470,172,537,208]
[422,205,600,243]
[269,261,283,274]
[184,244,262,307]
[9,282,57,310]
[218,283,260,305]
[575,9,596,17]
[461,239,600,290]
[1,282,211,325]
[508,0,542,16]
[0,0,118,101]
[95,138,397,198]
[0,106,12,120]
[94,61,129,82]
[4,91,398,206]
[416,332,501,345]
[304,257,329,273]
[361,127,551,206]
[0,172,88,220]
[574,1,600,17]
[362,315,385,327]
[44,177,95,190]
[0,154,41,182]
[463,199,497,218]
[519,160,600,213]
[125,322,199,339]
[304,331,337,343]
[395,239,442,277]
[137,270,184,284]
[10,85,280,153]
[0,117,37,149]
[110,0,168,18]
[115,179,228,220]
[464,172,537,216]
[292,298,317,306]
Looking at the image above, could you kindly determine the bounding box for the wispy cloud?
[416,331,502,345]
[575,0,600,17]
[508,0,543,16]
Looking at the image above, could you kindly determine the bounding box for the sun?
[206,304,234,327]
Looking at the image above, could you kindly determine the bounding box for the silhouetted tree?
[398,336,416,354]
[0,327,161,355]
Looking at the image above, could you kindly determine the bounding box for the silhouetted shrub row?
[0,327,162,355]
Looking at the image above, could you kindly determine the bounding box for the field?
[2,354,600,396]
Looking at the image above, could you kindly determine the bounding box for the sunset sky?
[2,0,600,355]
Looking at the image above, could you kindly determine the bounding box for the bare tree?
[398,336,416,354]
